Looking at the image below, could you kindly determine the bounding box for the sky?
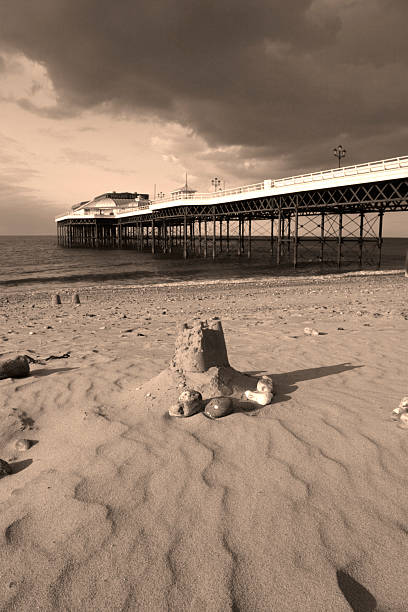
[0,0,407,235]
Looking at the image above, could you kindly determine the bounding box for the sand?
[0,271,407,611]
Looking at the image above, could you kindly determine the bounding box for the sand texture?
[0,272,407,611]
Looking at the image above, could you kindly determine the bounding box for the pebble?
[304,327,320,336]
[204,397,233,419]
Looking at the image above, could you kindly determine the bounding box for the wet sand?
[0,271,407,611]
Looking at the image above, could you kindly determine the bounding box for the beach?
[0,270,407,611]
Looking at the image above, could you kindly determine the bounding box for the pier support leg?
[226,218,230,254]
[212,209,216,260]
[204,219,208,258]
[248,217,251,259]
[198,219,201,256]
[151,217,155,254]
[337,212,343,270]
[270,215,274,256]
[183,211,187,259]
[294,205,299,268]
[219,219,223,253]
[277,209,282,265]
[320,213,325,263]
[378,209,384,269]
[359,210,364,269]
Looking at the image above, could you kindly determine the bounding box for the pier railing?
[56,155,408,220]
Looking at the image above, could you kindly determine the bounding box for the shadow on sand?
[245,362,362,404]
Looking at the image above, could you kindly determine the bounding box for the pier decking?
[56,156,408,268]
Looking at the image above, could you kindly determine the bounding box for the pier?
[56,156,408,269]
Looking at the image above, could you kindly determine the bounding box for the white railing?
[272,155,408,188]
[56,155,408,220]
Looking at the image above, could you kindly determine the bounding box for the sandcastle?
[170,318,230,373]
[167,317,274,418]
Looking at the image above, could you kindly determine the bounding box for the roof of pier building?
[170,183,196,197]
[74,192,149,214]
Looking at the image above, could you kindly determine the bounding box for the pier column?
[212,208,216,260]
[204,218,208,258]
[183,210,187,259]
[198,219,202,256]
[337,212,343,269]
[293,204,299,268]
[277,208,282,265]
[378,209,384,269]
[270,215,274,256]
[226,218,230,254]
[247,217,252,259]
[320,213,325,263]
[151,217,156,254]
[219,219,223,253]
[359,210,364,268]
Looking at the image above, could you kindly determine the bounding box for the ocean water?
[0,235,406,294]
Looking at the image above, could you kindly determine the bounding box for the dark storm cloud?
[0,0,407,171]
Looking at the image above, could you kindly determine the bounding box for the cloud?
[0,0,406,176]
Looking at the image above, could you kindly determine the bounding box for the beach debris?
[204,397,233,419]
[391,396,408,423]
[52,293,62,305]
[72,293,81,305]
[23,352,71,366]
[304,327,320,336]
[169,389,203,417]
[244,376,274,406]
[14,439,31,452]
[0,459,12,478]
[0,355,30,379]
[170,317,229,373]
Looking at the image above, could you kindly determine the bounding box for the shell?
[15,439,31,452]
[0,459,12,478]
[257,376,274,393]
[398,396,408,410]
[245,389,273,406]
[204,397,233,419]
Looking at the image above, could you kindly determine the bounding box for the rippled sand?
[0,272,407,611]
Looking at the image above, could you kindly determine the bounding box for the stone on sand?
[0,355,30,379]
[52,293,62,305]
[169,389,203,417]
[204,397,234,419]
[72,293,81,305]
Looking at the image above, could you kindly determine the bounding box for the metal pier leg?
[248,217,251,259]
[212,209,216,260]
[219,219,223,253]
[198,219,201,256]
[226,218,230,254]
[294,206,299,268]
[277,209,282,265]
[183,211,187,259]
[204,219,208,258]
[359,210,364,269]
[151,217,155,254]
[270,215,274,256]
[287,215,291,258]
[378,209,384,269]
[237,217,241,256]
[337,212,343,270]
[320,213,325,263]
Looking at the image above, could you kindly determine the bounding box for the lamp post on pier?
[333,145,347,168]
[211,177,221,192]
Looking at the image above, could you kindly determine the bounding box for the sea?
[0,235,406,295]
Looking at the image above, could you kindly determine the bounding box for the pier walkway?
[56,156,408,268]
